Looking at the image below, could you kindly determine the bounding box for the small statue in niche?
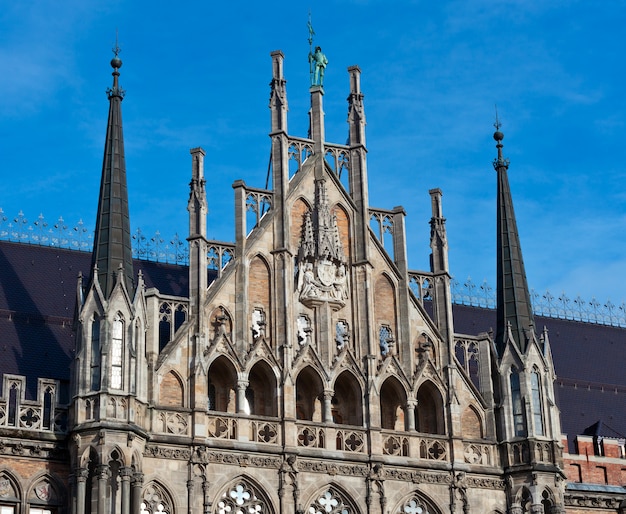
[251,309,266,339]
[296,316,312,346]
[335,321,349,350]
[379,325,395,357]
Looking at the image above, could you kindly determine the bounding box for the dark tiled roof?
[1,241,624,443]
[453,303,626,448]
[0,241,188,399]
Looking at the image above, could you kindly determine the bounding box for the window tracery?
[111,314,124,389]
[531,369,544,436]
[91,316,101,390]
[510,368,525,437]
[308,488,352,514]
[216,483,264,514]
[141,482,173,514]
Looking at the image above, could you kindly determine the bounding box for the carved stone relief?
[296,180,349,310]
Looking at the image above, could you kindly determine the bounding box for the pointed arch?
[291,197,312,251]
[391,490,442,514]
[541,488,555,513]
[0,469,22,503]
[510,366,526,437]
[159,370,185,408]
[212,475,275,514]
[208,356,238,413]
[530,366,544,436]
[515,487,532,513]
[374,274,397,357]
[333,203,351,262]
[246,360,278,417]
[141,481,175,514]
[248,255,271,342]
[416,381,445,435]
[27,473,65,514]
[461,405,484,439]
[90,314,102,391]
[110,312,125,390]
[332,371,363,426]
[380,376,408,430]
[295,366,325,422]
[305,484,359,514]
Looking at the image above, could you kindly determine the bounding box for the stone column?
[406,401,416,431]
[75,468,89,514]
[323,390,334,423]
[120,467,133,514]
[508,506,523,514]
[96,465,110,514]
[132,472,144,514]
[186,479,194,514]
[203,480,211,514]
[237,380,249,414]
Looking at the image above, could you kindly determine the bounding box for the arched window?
[8,382,19,426]
[531,370,544,436]
[295,367,324,422]
[416,382,445,435]
[247,362,277,417]
[510,368,525,437]
[91,316,101,391]
[207,357,237,413]
[333,372,363,426]
[215,480,268,514]
[380,377,407,430]
[43,386,54,430]
[141,482,174,514]
[308,487,355,514]
[111,314,124,390]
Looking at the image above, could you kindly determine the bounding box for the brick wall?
[563,435,626,486]
[249,256,271,310]
[159,370,184,407]
[461,406,483,439]
[334,204,350,261]
[374,274,396,330]
[290,198,310,251]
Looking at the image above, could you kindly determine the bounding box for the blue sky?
[1,0,625,306]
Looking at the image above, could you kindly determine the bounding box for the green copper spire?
[493,118,535,355]
[90,41,134,299]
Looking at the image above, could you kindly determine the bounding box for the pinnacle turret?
[90,43,134,299]
[493,120,534,355]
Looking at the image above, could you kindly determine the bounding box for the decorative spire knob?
[106,34,125,100]
[492,108,509,170]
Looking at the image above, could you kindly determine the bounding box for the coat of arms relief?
[296,180,349,310]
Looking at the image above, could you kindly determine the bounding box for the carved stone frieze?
[465,476,506,489]
[383,468,451,485]
[143,445,191,460]
[564,493,623,509]
[194,448,281,469]
[297,459,368,477]
[0,439,66,460]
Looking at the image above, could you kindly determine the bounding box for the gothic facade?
[0,47,624,514]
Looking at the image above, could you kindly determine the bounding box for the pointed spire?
[493,117,534,355]
[90,39,134,299]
